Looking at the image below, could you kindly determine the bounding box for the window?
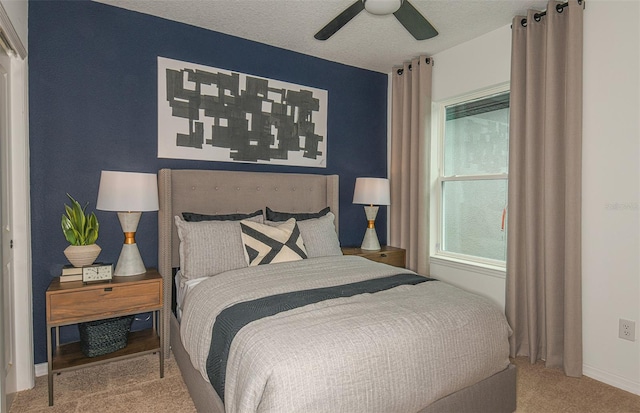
[434,87,509,266]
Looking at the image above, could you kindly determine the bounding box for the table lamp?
[353,177,390,251]
[96,171,159,276]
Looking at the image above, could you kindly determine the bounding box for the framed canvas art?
[158,57,328,168]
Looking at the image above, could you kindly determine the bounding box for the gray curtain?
[389,56,432,274]
[506,0,584,376]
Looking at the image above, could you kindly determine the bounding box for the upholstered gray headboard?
[157,168,340,358]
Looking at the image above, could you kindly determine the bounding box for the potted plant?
[61,193,101,267]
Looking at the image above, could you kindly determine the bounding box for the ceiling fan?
[314,0,438,41]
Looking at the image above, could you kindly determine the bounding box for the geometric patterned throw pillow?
[240,218,308,266]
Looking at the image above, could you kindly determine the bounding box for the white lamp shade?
[96,171,159,212]
[364,0,403,15]
[353,177,390,206]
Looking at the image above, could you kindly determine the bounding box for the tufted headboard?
[157,168,340,358]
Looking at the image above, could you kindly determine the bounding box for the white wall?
[431,25,512,104]
[581,0,639,395]
[429,0,640,395]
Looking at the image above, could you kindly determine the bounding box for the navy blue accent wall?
[29,0,388,364]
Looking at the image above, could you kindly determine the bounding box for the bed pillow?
[174,214,261,280]
[240,218,308,266]
[293,212,342,258]
[182,209,263,222]
[265,206,330,222]
[265,212,341,258]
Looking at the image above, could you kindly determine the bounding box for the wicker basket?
[79,315,134,357]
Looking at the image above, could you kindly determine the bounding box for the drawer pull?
[104,287,113,292]
[380,254,387,257]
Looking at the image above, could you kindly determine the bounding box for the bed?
[157,168,516,413]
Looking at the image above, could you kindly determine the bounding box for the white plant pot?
[64,244,101,268]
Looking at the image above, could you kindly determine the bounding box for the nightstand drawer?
[47,279,161,324]
[362,250,405,267]
[341,246,406,268]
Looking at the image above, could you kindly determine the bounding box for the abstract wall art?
[158,57,328,167]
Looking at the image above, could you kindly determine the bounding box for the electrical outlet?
[619,319,636,342]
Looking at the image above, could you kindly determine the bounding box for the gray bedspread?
[180,255,511,413]
[207,273,433,401]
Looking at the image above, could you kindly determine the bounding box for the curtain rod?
[516,0,583,28]
[396,57,433,76]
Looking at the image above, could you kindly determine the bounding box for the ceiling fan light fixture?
[363,0,403,15]
[315,0,437,41]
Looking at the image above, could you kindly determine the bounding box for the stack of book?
[60,265,82,282]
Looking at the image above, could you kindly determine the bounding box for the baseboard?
[34,362,47,377]
[583,363,640,395]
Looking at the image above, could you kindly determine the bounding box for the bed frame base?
[171,315,515,413]
[171,315,224,413]
[419,363,516,413]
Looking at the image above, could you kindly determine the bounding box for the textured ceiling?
[95,0,548,73]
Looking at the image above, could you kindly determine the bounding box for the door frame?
[0,3,31,411]
[4,53,30,393]
[0,48,14,412]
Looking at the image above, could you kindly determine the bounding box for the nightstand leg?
[47,326,54,406]
[48,372,53,406]
[159,311,164,378]
[159,351,164,378]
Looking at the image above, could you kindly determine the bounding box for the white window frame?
[431,83,510,270]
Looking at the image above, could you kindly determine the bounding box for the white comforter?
[181,256,511,413]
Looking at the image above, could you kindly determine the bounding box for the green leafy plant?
[61,194,99,246]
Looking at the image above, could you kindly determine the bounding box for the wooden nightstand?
[45,268,164,406]
[341,245,406,268]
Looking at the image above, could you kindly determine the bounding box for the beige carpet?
[511,357,640,413]
[9,353,196,413]
[9,355,640,412]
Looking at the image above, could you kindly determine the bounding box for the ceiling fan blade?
[314,1,365,40]
[393,0,438,40]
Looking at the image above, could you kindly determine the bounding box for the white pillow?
[174,214,261,280]
[240,218,308,266]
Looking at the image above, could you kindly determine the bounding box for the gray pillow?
[269,212,342,258]
[174,214,262,280]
